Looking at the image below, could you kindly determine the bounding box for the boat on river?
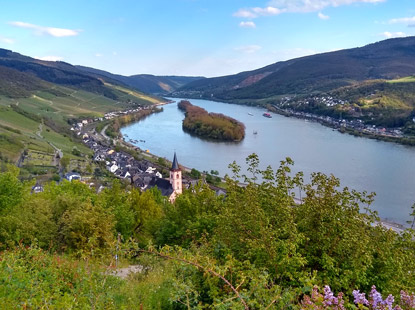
[248,112,254,116]
[263,113,272,118]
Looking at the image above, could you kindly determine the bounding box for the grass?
[41,129,92,159]
[0,246,178,309]
[24,150,55,167]
[387,76,415,84]
[0,108,39,133]
[359,94,411,110]
[104,82,163,105]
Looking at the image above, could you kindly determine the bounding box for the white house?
[109,164,118,173]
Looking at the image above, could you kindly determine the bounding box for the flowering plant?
[301,285,415,310]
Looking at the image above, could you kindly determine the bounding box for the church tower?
[169,152,182,201]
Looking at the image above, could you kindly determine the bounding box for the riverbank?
[266,105,415,147]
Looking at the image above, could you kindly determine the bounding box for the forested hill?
[0,48,203,98]
[0,48,125,99]
[76,65,205,95]
[174,36,415,100]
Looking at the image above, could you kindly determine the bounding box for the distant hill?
[0,49,125,99]
[175,37,415,101]
[76,65,205,95]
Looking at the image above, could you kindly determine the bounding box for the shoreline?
[266,106,415,147]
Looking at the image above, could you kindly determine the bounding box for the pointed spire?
[171,152,179,170]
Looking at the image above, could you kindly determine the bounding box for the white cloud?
[388,16,415,26]
[95,53,103,57]
[318,12,330,20]
[35,55,64,61]
[234,45,262,54]
[381,31,406,39]
[9,21,80,37]
[234,6,282,18]
[268,0,385,12]
[234,0,385,18]
[0,35,14,44]
[239,21,256,28]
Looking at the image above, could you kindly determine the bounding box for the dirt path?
[108,265,143,279]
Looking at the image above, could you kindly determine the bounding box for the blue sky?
[0,0,414,77]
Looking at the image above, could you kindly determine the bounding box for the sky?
[0,0,414,77]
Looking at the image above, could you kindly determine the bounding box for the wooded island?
[178,100,245,141]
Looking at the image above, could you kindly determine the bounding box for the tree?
[190,168,201,179]
[60,156,70,172]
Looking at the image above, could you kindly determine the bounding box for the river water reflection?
[121,98,415,225]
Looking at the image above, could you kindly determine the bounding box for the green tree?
[60,156,70,172]
[190,168,201,179]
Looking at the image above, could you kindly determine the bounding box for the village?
[272,95,405,139]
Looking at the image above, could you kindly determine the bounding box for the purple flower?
[400,290,415,308]
[353,289,369,306]
[323,285,339,306]
[370,285,384,308]
[384,294,394,310]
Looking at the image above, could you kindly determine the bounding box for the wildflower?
[384,294,394,310]
[323,285,337,306]
[370,285,384,308]
[353,289,369,306]
[400,290,415,308]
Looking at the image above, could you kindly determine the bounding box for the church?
[168,152,182,202]
[129,152,183,202]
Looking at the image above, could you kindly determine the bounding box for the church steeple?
[169,152,182,202]
[171,152,179,170]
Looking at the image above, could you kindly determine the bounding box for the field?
[23,150,55,167]
[103,82,163,105]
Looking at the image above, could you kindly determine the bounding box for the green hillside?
[270,77,415,130]
[0,62,164,179]
[176,37,415,100]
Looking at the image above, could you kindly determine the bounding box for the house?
[31,183,44,194]
[94,154,106,162]
[109,163,119,173]
[64,172,81,182]
[145,167,157,174]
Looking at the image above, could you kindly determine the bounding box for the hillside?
[175,37,415,101]
[0,57,164,179]
[0,49,127,99]
[76,65,205,95]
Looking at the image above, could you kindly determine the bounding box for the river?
[121,98,415,226]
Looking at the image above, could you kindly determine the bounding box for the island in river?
[178,100,245,142]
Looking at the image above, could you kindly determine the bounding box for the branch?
[136,249,249,310]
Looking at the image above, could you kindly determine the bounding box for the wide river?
[121,98,415,225]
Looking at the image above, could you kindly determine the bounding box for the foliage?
[190,168,202,179]
[178,100,245,141]
[0,155,415,308]
[0,245,131,309]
